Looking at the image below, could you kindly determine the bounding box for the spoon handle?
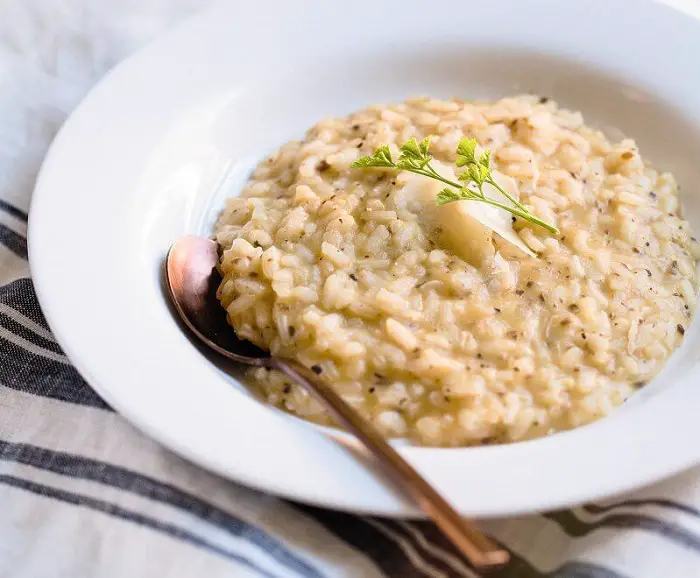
[272,358,509,570]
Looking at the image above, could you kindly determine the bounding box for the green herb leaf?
[351,156,377,168]
[398,136,432,169]
[400,137,423,160]
[436,187,463,205]
[479,164,490,182]
[456,137,477,166]
[469,164,483,185]
[478,149,491,169]
[351,145,395,168]
[419,136,432,157]
[396,157,418,170]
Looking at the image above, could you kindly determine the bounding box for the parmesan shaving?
[398,161,535,268]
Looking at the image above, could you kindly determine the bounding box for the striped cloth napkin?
[2,2,700,577]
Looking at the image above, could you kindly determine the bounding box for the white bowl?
[29,0,700,517]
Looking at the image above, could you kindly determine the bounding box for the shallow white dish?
[29,0,700,517]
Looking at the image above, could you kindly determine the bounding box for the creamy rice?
[214,95,699,446]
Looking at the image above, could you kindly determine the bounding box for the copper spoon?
[165,235,509,570]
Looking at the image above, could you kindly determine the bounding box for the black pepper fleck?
[316,160,330,172]
[516,289,524,296]
[539,96,550,104]
[288,326,296,337]
[677,324,686,336]
[311,365,323,374]
[349,273,358,281]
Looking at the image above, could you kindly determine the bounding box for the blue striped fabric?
[2,3,700,576]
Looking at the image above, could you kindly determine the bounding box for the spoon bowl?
[166,236,268,363]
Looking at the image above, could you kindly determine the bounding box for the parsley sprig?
[352,137,558,234]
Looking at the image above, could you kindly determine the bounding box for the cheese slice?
[398,161,535,268]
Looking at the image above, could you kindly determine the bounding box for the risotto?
[214,95,699,446]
